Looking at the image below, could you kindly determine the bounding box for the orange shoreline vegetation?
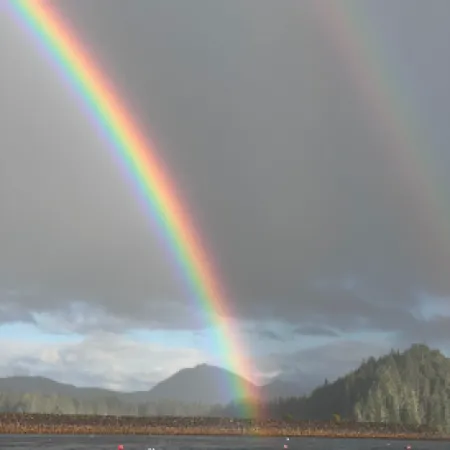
[0,414,447,440]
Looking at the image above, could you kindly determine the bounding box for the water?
[0,435,447,450]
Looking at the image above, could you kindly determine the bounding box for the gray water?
[0,435,447,450]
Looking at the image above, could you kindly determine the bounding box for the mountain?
[221,344,450,430]
[145,364,259,404]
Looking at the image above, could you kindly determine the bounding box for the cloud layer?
[0,331,206,391]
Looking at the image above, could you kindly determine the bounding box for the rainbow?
[308,1,448,248]
[7,0,259,417]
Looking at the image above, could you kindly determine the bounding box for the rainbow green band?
[8,0,258,418]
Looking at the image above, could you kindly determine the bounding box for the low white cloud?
[0,331,207,391]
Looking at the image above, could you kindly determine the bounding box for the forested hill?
[304,344,450,425]
[220,344,450,430]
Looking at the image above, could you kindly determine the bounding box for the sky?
[1,0,450,392]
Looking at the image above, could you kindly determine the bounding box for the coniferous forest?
[220,344,450,431]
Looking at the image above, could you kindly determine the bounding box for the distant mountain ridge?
[0,362,317,417]
[0,363,309,410]
[0,365,257,405]
[0,376,119,399]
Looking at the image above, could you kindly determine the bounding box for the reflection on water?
[0,435,448,450]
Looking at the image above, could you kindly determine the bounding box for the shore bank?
[0,414,445,440]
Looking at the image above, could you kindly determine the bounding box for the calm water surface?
[0,435,447,450]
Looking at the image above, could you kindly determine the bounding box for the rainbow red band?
[8,0,259,417]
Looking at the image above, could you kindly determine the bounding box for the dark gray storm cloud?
[295,325,340,338]
[257,330,285,342]
[1,0,450,344]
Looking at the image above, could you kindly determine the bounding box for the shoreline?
[0,414,446,440]
[1,430,448,441]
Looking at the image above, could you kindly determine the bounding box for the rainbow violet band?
[7,0,259,417]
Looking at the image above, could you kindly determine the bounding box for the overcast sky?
[1,0,450,391]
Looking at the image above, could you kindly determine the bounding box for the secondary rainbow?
[308,1,449,248]
[8,0,259,416]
